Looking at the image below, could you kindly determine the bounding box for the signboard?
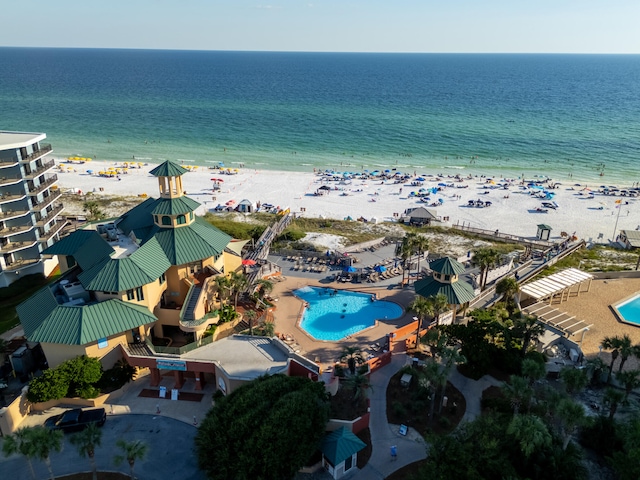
[171,389,179,401]
[156,359,187,371]
[97,338,108,349]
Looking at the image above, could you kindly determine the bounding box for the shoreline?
[53,157,640,243]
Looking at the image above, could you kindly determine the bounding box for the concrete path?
[349,353,427,480]
[448,368,504,423]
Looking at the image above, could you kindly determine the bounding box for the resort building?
[16,160,316,393]
[0,131,64,286]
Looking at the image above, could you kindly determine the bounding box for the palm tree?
[616,334,634,373]
[340,346,364,375]
[514,314,545,359]
[395,235,413,285]
[343,373,372,404]
[495,276,520,315]
[437,346,466,413]
[409,296,435,348]
[521,358,546,386]
[214,275,232,308]
[585,356,607,385]
[410,234,429,281]
[560,367,589,395]
[556,398,586,450]
[29,426,64,480]
[2,427,38,480]
[421,327,449,358]
[255,279,273,300]
[262,320,275,337]
[501,375,533,415]
[421,359,447,426]
[114,439,148,480]
[472,247,500,290]
[229,271,248,309]
[507,414,552,459]
[429,293,450,327]
[602,335,623,383]
[71,423,103,480]
[603,387,625,420]
[615,369,640,402]
[244,309,257,336]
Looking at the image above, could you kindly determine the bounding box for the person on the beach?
[390,445,397,461]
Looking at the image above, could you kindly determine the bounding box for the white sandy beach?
[53,158,639,243]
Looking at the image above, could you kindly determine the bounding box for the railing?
[144,334,216,356]
[180,310,219,329]
[38,220,67,243]
[3,257,41,271]
[32,194,63,215]
[451,224,555,249]
[20,144,52,163]
[24,159,55,179]
[0,209,29,220]
[0,176,22,186]
[0,158,18,167]
[0,224,33,238]
[0,192,25,204]
[27,174,58,196]
[0,240,38,254]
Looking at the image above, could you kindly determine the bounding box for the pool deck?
[270,275,417,368]
[553,277,640,368]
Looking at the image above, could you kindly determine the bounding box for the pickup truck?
[44,408,106,433]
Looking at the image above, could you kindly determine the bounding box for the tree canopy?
[195,374,330,480]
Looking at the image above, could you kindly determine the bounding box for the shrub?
[27,368,69,402]
[277,228,306,242]
[392,401,407,417]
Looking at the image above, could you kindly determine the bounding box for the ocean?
[1,48,639,184]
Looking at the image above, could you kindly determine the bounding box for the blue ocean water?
[1,48,639,184]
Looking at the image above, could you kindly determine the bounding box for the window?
[444,274,450,281]
[159,272,166,284]
[127,289,135,300]
[161,216,171,226]
[154,215,159,223]
[136,286,144,301]
[176,214,186,225]
[189,212,193,220]
[344,455,353,471]
[67,256,77,268]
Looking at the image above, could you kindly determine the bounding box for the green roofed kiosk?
[321,427,366,479]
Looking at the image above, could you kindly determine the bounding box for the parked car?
[44,408,106,433]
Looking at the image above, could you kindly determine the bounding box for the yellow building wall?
[41,331,134,369]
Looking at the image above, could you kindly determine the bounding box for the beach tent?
[374,265,386,273]
[344,266,357,273]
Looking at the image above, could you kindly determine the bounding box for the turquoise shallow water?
[295,287,403,341]
[1,49,639,184]
[617,295,640,325]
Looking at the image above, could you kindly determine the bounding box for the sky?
[1,0,639,54]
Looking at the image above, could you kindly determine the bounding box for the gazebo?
[414,257,476,323]
[321,427,366,479]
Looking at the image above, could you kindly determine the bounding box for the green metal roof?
[116,197,158,239]
[20,296,157,346]
[17,286,59,339]
[321,427,366,466]
[78,237,171,291]
[153,217,232,265]
[149,160,189,177]
[428,257,466,276]
[414,275,476,305]
[151,196,201,216]
[43,230,114,270]
[537,224,552,230]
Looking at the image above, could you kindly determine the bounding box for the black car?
[44,408,106,433]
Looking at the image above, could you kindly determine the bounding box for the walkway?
[447,368,503,423]
[350,353,427,480]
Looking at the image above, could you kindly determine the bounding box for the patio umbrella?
[344,266,357,273]
[242,259,257,266]
[373,265,386,273]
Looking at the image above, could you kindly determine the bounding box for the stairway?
[182,285,202,321]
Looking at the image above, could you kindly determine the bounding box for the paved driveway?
[0,414,206,480]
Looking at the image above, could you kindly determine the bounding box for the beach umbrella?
[242,259,257,266]
[373,265,387,273]
[384,169,390,173]
[87,170,93,174]
[438,182,447,187]
[438,198,444,204]
[416,177,425,181]
[344,266,357,273]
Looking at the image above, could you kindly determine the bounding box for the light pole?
[612,200,623,242]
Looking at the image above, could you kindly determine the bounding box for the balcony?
[31,192,62,214]
[0,158,18,168]
[0,209,30,221]
[0,192,26,205]
[27,174,58,196]
[35,203,64,226]
[20,144,52,163]
[0,240,38,254]
[24,159,56,180]
[3,257,41,272]
[38,220,67,243]
[0,224,34,239]
[0,176,22,187]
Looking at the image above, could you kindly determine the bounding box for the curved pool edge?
[611,291,640,327]
[292,286,405,343]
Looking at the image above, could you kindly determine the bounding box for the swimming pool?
[613,293,640,326]
[294,286,403,341]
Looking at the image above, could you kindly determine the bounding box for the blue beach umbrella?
[374,265,387,273]
[344,266,357,273]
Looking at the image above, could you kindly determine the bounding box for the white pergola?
[520,268,593,305]
[523,302,593,344]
